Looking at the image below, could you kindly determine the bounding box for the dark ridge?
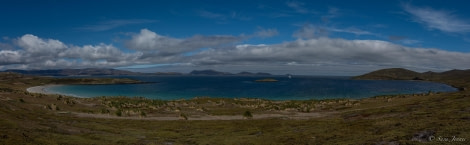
[4,68,274,76]
[4,68,140,76]
[189,69,233,75]
[354,68,421,80]
[154,72,183,75]
[355,68,470,91]
[237,72,272,76]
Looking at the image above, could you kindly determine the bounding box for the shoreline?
[26,85,63,95]
[24,82,458,101]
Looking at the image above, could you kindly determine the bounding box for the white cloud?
[126,29,181,51]
[403,4,470,33]
[62,44,142,62]
[126,29,242,56]
[189,38,470,73]
[16,34,66,55]
[0,50,22,65]
[3,31,469,75]
[3,34,143,69]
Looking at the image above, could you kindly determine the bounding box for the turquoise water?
[46,76,457,100]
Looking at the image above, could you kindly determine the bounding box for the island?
[254,78,279,82]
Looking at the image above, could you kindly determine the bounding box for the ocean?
[46,76,457,100]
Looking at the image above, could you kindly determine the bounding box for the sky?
[1,0,470,75]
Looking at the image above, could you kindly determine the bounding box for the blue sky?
[1,0,470,75]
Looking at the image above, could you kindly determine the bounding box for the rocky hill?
[354,68,470,91]
[354,68,423,80]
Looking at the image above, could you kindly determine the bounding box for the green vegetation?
[140,110,146,117]
[116,109,122,116]
[179,113,188,120]
[243,110,253,119]
[0,70,469,144]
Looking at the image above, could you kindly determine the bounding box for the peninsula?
[355,68,469,91]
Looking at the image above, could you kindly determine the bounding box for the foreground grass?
[0,72,469,144]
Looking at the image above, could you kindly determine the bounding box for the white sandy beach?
[26,85,62,95]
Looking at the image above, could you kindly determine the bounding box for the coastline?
[26,85,63,95]
[2,69,469,144]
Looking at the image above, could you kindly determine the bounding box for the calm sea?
[46,76,457,100]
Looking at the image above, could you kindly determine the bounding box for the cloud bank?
[190,38,469,71]
[126,29,242,56]
[1,34,142,69]
[1,29,470,75]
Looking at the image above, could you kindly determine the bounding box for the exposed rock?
[411,130,434,142]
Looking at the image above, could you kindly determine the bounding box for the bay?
[46,76,457,100]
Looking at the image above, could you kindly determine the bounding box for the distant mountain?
[355,68,470,91]
[4,68,274,77]
[154,72,183,75]
[189,70,232,75]
[237,71,272,76]
[254,72,272,76]
[236,71,254,75]
[188,70,273,76]
[4,68,140,76]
